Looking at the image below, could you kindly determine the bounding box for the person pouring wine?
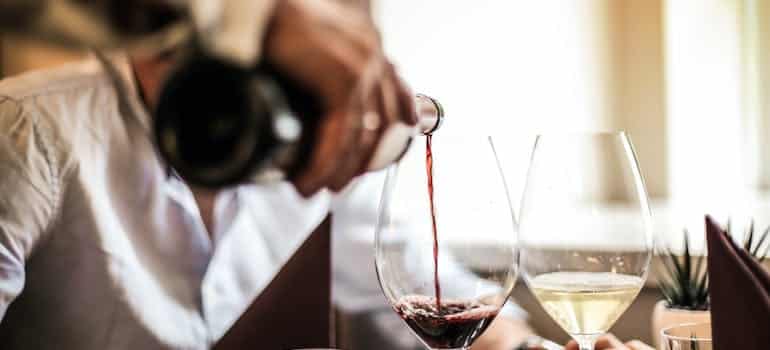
[0,0,539,349]
[0,0,659,348]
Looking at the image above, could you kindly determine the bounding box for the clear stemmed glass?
[662,323,713,350]
[375,136,518,350]
[519,132,653,350]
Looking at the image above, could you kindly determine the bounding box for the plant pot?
[651,300,711,349]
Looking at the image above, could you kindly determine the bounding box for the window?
[373,0,770,252]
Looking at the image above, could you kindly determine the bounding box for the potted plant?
[651,221,770,348]
[651,230,710,348]
[737,220,770,265]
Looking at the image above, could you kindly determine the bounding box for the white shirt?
[0,39,525,350]
[0,53,333,349]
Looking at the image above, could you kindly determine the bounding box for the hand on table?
[265,0,417,196]
[565,334,654,350]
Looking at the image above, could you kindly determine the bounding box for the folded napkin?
[706,216,770,350]
[214,217,333,350]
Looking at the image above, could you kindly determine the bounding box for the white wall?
[375,1,614,218]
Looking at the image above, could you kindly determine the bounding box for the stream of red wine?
[393,136,498,348]
[426,135,441,312]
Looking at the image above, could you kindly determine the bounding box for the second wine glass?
[519,132,653,350]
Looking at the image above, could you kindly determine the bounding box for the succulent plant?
[657,230,709,311]
[657,219,770,311]
[728,219,770,263]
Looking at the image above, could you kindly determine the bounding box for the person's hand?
[472,317,536,350]
[265,0,417,196]
[565,334,654,350]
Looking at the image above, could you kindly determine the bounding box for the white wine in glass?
[530,272,643,335]
[519,132,653,350]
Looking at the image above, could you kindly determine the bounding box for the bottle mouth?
[416,94,444,135]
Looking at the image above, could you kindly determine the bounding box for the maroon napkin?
[214,217,333,350]
[706,216,770,350]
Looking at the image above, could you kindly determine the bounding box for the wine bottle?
[153,53,443,188]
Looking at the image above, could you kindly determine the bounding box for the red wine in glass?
[394,295,498,349]
[376,135,516,350]
[426,135,441,311]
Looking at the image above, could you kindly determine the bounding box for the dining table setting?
[213,134,770,350]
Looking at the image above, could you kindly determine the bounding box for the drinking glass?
[662,323,712,350]
[518,132,653,350]
[375,136,518,350]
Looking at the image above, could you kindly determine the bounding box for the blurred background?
[3,0,770,346]
[371,0,770,344]
[373,0,770,239]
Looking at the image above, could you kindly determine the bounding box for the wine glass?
[662,323,712,350]
[375,136,518,350]
[519,132,653,350]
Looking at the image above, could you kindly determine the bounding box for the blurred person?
[0,0,532,349]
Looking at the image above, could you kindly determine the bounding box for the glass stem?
[578,339,595,350]
[574,335,599,350]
